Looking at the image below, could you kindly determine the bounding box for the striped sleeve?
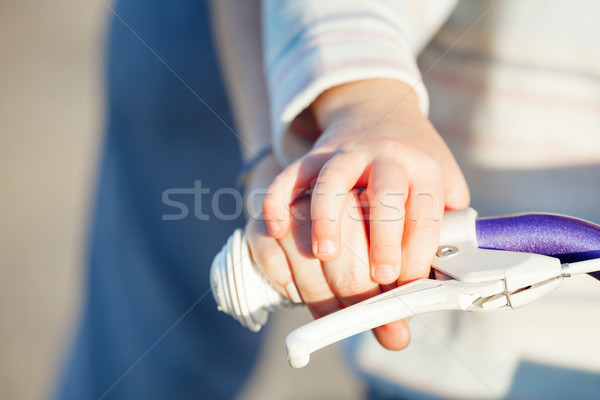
[262,0,458,165]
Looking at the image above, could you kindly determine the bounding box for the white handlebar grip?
[210,228,296,332]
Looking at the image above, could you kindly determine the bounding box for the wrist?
[311,79,425,129]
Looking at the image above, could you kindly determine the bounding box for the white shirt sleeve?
[262,0,458,165]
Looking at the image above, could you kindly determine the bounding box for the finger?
[372,319,411,350]
[366,158,409,284]
[262,153,330,239]
[400,179,444,283]
[311,153,367,261]
[279,196,344,318]
[245,217,293,297]
[323,191,380,304]
[323,192,410,349]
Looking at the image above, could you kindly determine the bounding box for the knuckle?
[410,217,442,235]
[328,273,350,294]
[381,155,405,171]
[312,221,338,242]
[370,187,407,211]
[372,239,400,252]
[371,241,400,263]
[298,281,332,303]
[319,158,348,182]
[250,244,290,287]
[380,140,405,156]
[412,152,442,176]
[330,269,371,297]
[372,156,406,180]
[259,259,291,290]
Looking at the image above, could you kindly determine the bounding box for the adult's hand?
[247,191,411,350]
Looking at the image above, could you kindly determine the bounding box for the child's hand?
[263,79,470,285]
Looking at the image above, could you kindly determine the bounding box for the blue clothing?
[54,1,263,398]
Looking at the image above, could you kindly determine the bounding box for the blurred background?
[0,0,103,398]
[0,1,360,399]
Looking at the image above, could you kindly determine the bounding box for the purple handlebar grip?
[476,214,600,281]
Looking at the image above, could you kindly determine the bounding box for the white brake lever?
[284,278,504,368]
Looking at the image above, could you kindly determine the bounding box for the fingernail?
[286,282,302,304]
[374,265,397,284]
[267,221,281,236]
[316,240,337,257]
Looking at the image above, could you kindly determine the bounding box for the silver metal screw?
[437,245,459,257]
